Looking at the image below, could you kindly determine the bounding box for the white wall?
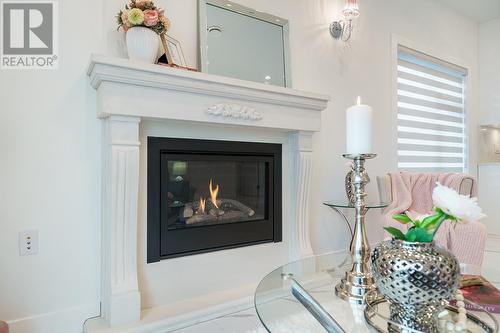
[479,18,500,125]
[0,0,104,332]
[479,127,500,163]
[478,163,500,236]
[0,0,479,331]
[477,18,500,238]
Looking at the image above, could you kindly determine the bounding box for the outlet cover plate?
[19,230,38,256]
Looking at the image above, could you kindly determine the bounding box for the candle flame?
[357,96,361,105]
[209,179,219,209]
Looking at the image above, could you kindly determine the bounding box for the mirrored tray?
[364,298,499,333]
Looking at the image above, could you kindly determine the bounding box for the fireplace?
[87,56,328,330]
[147,137,282,262]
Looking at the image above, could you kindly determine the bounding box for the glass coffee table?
[254,252,499,333]
[254,251,370,332]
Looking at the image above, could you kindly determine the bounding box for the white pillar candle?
[346,96,373,155]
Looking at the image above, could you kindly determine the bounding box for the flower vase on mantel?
[116,0,172,64]
[126,26,159,63]
[371,183,486,332]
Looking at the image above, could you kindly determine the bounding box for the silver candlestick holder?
[335,153,381,304]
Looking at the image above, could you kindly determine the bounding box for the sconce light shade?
[330,0,360,41]
[343,0,360,19]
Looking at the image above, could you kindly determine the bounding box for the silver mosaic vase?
[371,239,461,332]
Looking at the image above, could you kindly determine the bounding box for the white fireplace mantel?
[85,54,329,332]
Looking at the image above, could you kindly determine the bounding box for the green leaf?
[420,213,442,229]
[405,228,433,243]
[392,213,412,224]
[405,229,418,242]
[384,227,405,240]
[415,228,434,242]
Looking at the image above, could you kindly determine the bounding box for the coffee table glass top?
[254,251,359,332]
[254,252,499,333]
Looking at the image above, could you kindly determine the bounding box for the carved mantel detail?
[206,103,263,121]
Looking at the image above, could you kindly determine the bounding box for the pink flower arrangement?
[116,0,170,35]
[143,9,159,27]
[133,0,151,10]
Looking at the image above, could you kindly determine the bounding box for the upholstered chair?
[0,321,8,333]
[377,173,487,274]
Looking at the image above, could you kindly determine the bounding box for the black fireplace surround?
[147,137,282,262]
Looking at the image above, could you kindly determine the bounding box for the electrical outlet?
[19,230,38,256]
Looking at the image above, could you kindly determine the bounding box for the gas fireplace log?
[183,199,254,218]
[183,205,194,218]
[183,198,256,225]
[185,211,253,225]
[221,199,255,217]
[186,214,217,225]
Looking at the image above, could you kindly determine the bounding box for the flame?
[357,96,361,105]
[198,197,206,214]
[209,179,219,209]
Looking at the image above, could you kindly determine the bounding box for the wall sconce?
[330,0,360,42]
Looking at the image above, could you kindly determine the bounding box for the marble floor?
[171,237,500,333]
[171,308,265,333]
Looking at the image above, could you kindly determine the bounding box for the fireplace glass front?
[166,158,267,229]
[148,138,282,262]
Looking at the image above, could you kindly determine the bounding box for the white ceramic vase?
[126,26,159,64]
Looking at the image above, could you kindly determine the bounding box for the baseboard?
[7,302,100,333]
[84,296,254,333]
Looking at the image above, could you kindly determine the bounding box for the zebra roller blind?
[397,46,467,173]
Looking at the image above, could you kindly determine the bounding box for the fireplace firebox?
[147,137,282,262]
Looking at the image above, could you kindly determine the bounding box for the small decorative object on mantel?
[157,35,195,71]
[158,34,187,67]
[116,0,171,64]
[371,183,486,333]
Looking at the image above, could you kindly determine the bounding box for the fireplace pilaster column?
[101,115,141,327]
[291,131,315,259]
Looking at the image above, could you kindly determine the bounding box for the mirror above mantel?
[198,0,291,87]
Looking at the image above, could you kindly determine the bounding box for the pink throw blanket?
[0,321,8,333]
[383,172,486,268]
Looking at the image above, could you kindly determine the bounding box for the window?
[397,46,467,173]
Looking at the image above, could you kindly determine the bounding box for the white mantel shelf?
[85,54,330,333]
[87,54,329,131]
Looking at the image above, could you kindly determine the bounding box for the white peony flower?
[432,182,486,223]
